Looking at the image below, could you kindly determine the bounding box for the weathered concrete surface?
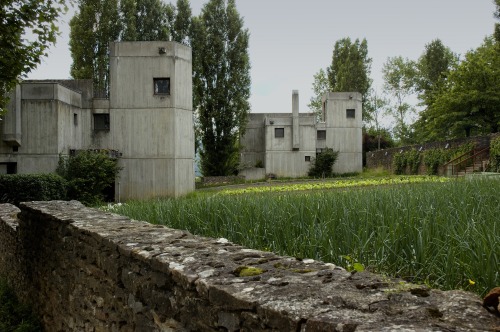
[0,201,498,331]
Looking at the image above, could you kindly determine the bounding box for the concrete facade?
[0,41,194,200]
[240,91,362,178]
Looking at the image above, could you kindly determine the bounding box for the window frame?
[317,130,326,140]
[275,127,285,138]
[93,113,110,131]
[346,108,356,119]
[154,77,170,95]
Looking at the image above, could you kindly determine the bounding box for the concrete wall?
[109,41,194,199]
[0,201,496,331]
[322,92,363,174]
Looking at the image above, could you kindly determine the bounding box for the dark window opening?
[0,162,17,174]
[346,109,356,118]
[305,156,311,162]
[317,130,326,140]
[275,128,284,138]
[94,114,110,131]
[154,78,170,95]
[74,113,78,126]
[12,146,18,152]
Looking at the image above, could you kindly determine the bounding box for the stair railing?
[443,147,490,176]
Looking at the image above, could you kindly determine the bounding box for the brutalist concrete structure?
[240,91,362,178]
[0,41,194,200]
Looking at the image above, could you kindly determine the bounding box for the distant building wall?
[240,91,362,178]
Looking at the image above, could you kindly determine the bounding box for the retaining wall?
[366,134,499,173]
[0,201,498,331]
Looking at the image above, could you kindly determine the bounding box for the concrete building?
[0,41,194,200]
[240,91,362,179]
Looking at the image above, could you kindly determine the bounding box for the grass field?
[106,176,499,296]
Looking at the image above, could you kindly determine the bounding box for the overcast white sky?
[28,0,497,117]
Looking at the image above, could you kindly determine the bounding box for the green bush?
[308,148,339,178]
[490,136,500,172]
[56,150,121,206]
[0,279,42,332]
[0,174,66,205]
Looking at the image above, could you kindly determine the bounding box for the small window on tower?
[317,130,326,140]
[346,109,356,119]
[154,78,170,95]
[94,114,110,131]
[305,156,311,162]
[275,128,284,138]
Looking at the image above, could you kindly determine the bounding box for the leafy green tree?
[425,37,500,138]
[0,0,68,113]
[191,0,251,176]
[171,0,192,44]
[382,56,417,144]
[70,0,121,96]
[120,0,172,42]
[365,90,390,150]
[307,68,329,121]
[327,37,372,115]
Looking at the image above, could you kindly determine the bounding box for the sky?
[28,0,497,119]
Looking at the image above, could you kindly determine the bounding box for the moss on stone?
[234,266,265,277]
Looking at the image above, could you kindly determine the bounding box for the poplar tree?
[327,38,372,113]
[120,0,172,41]
[191,0,251,176]
[69,0,121,96]
[171,0,192,44]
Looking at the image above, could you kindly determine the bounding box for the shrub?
[0,279,42,332]
[490,136,500,172]
[308,148,339,178]
[0,174,66,205]
[56,150,121,206]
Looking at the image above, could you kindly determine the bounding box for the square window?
[275,128,284,138]
[154,78,170,95]
[346,109,355,118]
[305,156,311,162]
[94,114,110,131]
[317,130,326,140]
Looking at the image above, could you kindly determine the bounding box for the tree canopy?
[327,37,372,113]
[0,0,68,113]
[191,0,251,176]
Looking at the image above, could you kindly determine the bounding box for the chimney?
[292,90,299,150]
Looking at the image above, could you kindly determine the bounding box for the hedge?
[0,174,67,205]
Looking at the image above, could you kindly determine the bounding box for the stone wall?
[366,134,499,173]
[0,201,498,331]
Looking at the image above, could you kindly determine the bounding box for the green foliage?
[171,0,192,44]
[327,37,372,115]
[490,136,500,172]
[382,56,418,144]
[192,0,251,176]
[495,0,500,43]
[0,174,66,205]
[307,68,329,121]
[308,148,339,178]
[341,255,365,273]
[0,279,41,332]
[416,37,500,140]
[0,0,68,113]
[110,178,500,296]
[56,151,121,206]
[70,0,121,95]
[392,149,420,175]
[120,0,172,42]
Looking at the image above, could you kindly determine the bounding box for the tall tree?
[70,0,121,96]
[365,90,390,150]
[171,0,192,44]
[423,37,500,138]
[382,56,417,144]
[495,0,500,42]
[307,68,329,121]
[120,0,172,41]
[0,0,67,113]
[191,0,251,176]
[327,37,372,115]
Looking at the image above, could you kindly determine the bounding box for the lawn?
[105,176,499,296]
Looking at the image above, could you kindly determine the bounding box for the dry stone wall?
[0,201,498,331]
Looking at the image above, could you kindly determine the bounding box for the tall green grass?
[110,178,499,296]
